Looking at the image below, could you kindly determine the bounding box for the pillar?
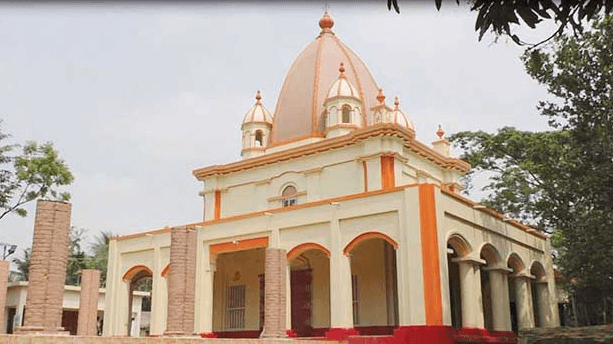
[77,269,101,336]
[512,275,535,330]
[456,258,485,329]
[0,260,9,334]
[536,281,553,328]
[260,248,286,338]
[326,210,357,341]
[195,241,214,335]
[165,226,196,335]
[20,200,72,333]
[487,268,512,331]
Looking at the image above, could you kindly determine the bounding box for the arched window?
[255,130,263,147]
[282,185,297,207]
[342,105,351,124]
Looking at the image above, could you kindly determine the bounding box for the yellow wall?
[212,248,265,332]
[350,239,391,326]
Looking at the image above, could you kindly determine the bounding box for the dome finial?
[436,124,445,139]
[377,88,386,104]
[255,90,262,105]
[319,11,334,32]
[394,96,400,109]
[339,62,346,77]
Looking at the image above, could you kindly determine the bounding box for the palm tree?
[89,230,113,287]
[12,248,30,281]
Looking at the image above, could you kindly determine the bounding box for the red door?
[291,269,313,337]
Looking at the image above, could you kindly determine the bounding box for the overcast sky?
[0,1,557,260]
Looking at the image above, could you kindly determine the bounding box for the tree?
[450,15,613,325]
[0,123,74,221]
[66,227,89,286]
[12,248,30,281]
[387,0,613,46]
[88,230,113,287]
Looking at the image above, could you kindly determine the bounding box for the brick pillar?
[20,200,71,333]
[165,226,196,335]
[261,248,287,338]
[77,269,101,336]
[0,260,9,334]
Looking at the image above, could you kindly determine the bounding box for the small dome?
[243,91,273,126]
[392,96,414,129]
[326,63,360,100]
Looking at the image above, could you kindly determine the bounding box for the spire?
[255,90,262,105]
[436,124,445,139]
[376,88,386,104]
[394,96,400,110]
[319,11,334,33]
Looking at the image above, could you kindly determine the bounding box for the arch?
[506,252,526,274]
[446,232,472,258]
[287,242,330,261]
[342,104,351,123]
[343,231,398,255]
[161,264,170,278]
[122,265,153,282]
[254,130,264,147]
[282,185,297,197]
[529,261,547,281]
[479,243,502,266]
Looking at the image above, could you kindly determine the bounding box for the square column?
[261,248,287,338]
[0,260,9,334]
[77,269,101,336]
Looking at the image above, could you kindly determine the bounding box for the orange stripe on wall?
[214,190,221,220]
[418,184,443,325]
[362,160,368,192]
[380,156,395,190]
[210,236,269,258]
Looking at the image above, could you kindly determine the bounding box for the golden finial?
[376,88,386,104]
[436,124,445,139]
[339,62,346,77]
[394,96,400,109]
[319,11,334,31]
[255,90,262,105]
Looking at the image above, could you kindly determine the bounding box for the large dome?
[270,12,379,144]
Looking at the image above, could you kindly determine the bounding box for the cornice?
[193,124,470,180]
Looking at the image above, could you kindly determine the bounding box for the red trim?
[213,330,261,338]
[355,325,396,336]
[286,329,298,338]
[199,333,217,338]
[325,328,360,341]
[390,326,517,344]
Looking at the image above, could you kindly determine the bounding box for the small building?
[3,281,149,336]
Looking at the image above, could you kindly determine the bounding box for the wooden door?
[291,269,313,337]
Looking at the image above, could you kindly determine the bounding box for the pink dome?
[270,12,379,144]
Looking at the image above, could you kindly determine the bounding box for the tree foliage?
[88,230,113,287]
[387,0,613,46]
[0,123,73,221]
[450,15,613,324]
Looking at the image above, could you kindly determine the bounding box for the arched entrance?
[447,233,472,329]
[287,243,331,337]
[122,265,153,337]
[507,253,525,332]
[530,261,549,328]
[345,232,398,335]
[479,244,502,331]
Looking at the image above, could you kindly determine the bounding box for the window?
[225,285,246,329]
[342,105,351,124]
[255,130,263,147]
[282,185,298,207]
[352,274,359,325]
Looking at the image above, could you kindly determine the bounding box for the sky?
[0,1,558,262]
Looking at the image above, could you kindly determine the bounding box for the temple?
[103,12,559,343]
